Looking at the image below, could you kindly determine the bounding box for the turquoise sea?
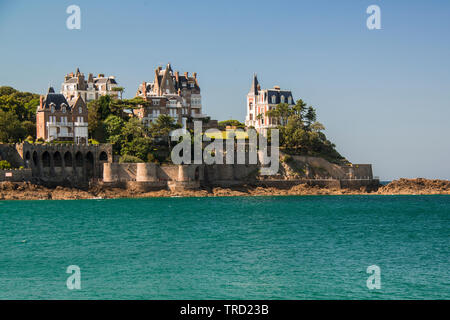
[0,195,448,300]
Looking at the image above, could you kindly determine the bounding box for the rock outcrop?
[0,178,448,200]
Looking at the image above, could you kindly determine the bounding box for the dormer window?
[50,103,55,113]
[61,103,67,113]
[281,95,285,103]
[271,95,276,104]
[288,96,292,104]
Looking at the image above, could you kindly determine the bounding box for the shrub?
[282,154,293,163]
[147,152,158,163]
[0,160,12,170]
[89,138,100,145]
[119,154,143,163]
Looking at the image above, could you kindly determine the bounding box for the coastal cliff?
[0,178,448,200]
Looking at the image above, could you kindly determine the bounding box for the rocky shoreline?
[0,178,448,200]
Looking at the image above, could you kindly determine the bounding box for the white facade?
[245,74,295,131]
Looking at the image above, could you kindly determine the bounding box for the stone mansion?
[135,63,215,128]
[36,87,89,144]
[61,68,119,103]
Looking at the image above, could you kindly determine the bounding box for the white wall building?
[245,74,295,131]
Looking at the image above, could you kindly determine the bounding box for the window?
[249,102,253,110]
[79,107,82,114]
[281,95,285,103]
[288,96,292,104]
[271,95,276,104]
[190,83,194,88]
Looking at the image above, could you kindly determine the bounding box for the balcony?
[49,132,73,139]
[74,122,88,127]
[47,122,73,127]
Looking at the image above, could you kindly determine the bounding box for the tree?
[0,110,26,143]
[0,86,39,121]
[104,115,125,154]
[305,106,317,129]
[266,103,292,126]
[310,122,325,132]
[22,121,36,139]
[88,95,114,142]
[111,87,125,99]
[218,119,245,130]
[148,115,182,149]
[292,99,307,122]
[120,118,153,161]
[256,113,263,123]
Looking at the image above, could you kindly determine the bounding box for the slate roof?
[42,87,71,111]
[249,74,259,95]
[266,89,294,105]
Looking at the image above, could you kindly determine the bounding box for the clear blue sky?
[1,0,449,180]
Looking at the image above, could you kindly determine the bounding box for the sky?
[0,0,449,180]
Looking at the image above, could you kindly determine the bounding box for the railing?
[74,122,88,126]
[56,132,74,137]
[47,122,73,127]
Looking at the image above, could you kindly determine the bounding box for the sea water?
[0,195,448,299]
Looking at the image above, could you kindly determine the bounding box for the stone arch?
[24,151,31,168]
[99,151,108,161]
[194,166,200,181]
[42,151,51,167]
[64,151,73,167]
[86,151,94,176]
[32,151,38,166]
[75,152,83,167]
[53,151,62,167]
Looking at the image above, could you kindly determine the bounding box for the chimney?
[175,71,179,82]
[142,81,146,96]
[39,95,43,109]
[193,72,197,79]
[184,72,188,78]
